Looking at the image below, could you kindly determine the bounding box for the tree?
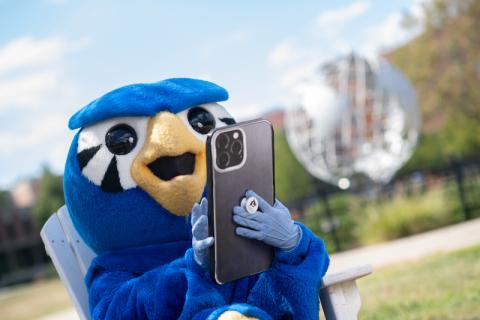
[274,132,314,206]
[388,0,480,174]
[32,166,64,228]
[391,0,480,122]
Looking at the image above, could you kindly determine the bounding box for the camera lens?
[217,152,230,168]
[230,140,242,154]
[216,133,230,149]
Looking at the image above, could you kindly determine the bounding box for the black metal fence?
[294,159,480,253]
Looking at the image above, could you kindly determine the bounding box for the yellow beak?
[131,111,206,216]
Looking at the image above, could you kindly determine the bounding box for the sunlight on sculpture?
[285,53,421,188]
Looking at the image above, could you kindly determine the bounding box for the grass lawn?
[358,245,480,319]
[0,245,479,319]
[0,277,72,320]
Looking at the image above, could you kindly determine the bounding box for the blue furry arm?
[274,222,329,270]
[179,250,273,320]
[247,222,330,320]
[86,261,187,319]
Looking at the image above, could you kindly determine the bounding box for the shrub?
[355,188,459,245]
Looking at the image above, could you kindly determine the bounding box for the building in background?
[0,180,49,287]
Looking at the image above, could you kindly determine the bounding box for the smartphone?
[206,119,275,284]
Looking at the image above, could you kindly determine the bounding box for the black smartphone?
[206,119,275,284]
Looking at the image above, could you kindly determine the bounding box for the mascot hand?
[233,190,301,251]
[191,198,214,268]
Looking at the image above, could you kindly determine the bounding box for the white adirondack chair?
[41,206,372,320]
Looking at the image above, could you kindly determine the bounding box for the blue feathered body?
[86,223,329,319]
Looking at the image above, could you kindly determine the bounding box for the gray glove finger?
[191,198,207,223]
[193,236,214,251]
[191,202,203,225]
[232,206,263,222]
[192,215,208,239]
[245,190,272,212]
[200,197,208,215]
[235,227,264,241]
[233,214,262,231]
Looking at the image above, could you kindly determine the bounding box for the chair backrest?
[40,206,96,320]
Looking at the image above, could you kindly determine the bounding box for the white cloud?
[279,61,319,89]
[316,1,371,33]
[268,40,298,67]
[268,1,372,92]
[378,13,412,48]
[359,3,424,55]
[0,36,90,112]
[0,37,67,75]
[268,1,427,96]
[0,69,61,109]
[0,35,87,187]
[0,114,68,152]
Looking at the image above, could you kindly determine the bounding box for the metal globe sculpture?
[285,54,421,189]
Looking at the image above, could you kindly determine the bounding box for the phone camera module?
[215,130,245,170]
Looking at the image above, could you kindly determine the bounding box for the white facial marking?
[77,116,148,191]
[177,103,234,142]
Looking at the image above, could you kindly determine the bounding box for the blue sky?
[0,0,423,187]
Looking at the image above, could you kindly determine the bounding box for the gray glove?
[191,198,214,268]
[233,190,301,251]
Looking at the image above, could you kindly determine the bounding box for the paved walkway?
[41,218,480,319]
[40,309,78,320]
[327,217,480,273]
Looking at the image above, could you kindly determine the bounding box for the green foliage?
[302,193,360,253]
[391,0,480,122]
[355,188,460,244]
[274,132,313,206]
[398,116,480,176]
[300,178,472,251]
[32,166,64,228]
[388,0,480,174]
[0,190,9,208]
[359,245,480,319]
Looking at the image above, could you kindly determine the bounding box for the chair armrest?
[320,264,372,320]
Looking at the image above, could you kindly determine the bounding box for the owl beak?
[131,111,206,216]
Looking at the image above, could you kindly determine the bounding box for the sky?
[0,0,424,188]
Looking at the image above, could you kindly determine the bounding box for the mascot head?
[64,78,235,253]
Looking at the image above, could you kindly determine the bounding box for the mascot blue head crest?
[64,78,235,253]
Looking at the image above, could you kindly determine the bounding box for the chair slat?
[57,206,96,275]
[321,280,362,320]
[40,210,91,320]
[320,264,372,320]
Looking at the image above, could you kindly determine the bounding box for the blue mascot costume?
[64,78,329,319]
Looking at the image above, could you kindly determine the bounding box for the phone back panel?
[207,119,274,284]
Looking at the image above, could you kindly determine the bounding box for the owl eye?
[187,107,216,134]
[105,124,138,155]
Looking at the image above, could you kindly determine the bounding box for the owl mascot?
[64,78,329,320]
